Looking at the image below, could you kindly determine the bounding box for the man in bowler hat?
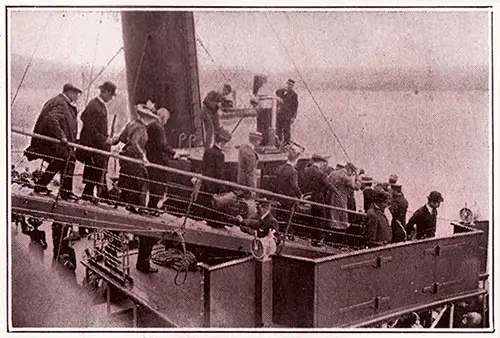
[405,191,444,239]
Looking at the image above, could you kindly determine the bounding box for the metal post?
[106,283,111,315]
[132,303,138,328]
[449,303,455,328]
[255,259,273,327]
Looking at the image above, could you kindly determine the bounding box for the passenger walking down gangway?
[12,128,365,218]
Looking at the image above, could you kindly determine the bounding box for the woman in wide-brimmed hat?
[113,103,160,213]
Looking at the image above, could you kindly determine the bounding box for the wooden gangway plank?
[11,189,338,258]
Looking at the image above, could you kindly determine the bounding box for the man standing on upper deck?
[79,81,117,203]
[25,83,82,201]
[201,84,233,148]
[275,78,298,147]
[405,191,444,240]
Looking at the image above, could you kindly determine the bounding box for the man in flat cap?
[79,81,117,204]
[301,154,337,246]
[275,78,298,147]
[365,190,393,246]
[25,83,82,201]
[405,191,444,240]
[326,162,361,229]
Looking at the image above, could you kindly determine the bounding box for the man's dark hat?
[374,191,391,203]
[287,79,295,85]
[427,191,444,203]
[63,83,82,94]
[215,128,232,143]
[392,184,402,193]
[99,81,117,96]
[311,154,330,163]
[223,84,232,92]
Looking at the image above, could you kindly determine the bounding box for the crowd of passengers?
[21,81,444,274]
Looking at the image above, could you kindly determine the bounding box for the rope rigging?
[11,13,54,107]
[263,13,352,162]
[84,12,105,105]
[83,46,124,97]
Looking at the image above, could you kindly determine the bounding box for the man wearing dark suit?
[25,83,81,201]
[79,81,117,202]
[200,129,232,228]
[272,147,302,233]
[202,129,231,195]
[362,177,376,212]
[275,79,298,146]
[365,191,393,246]
[389,184,409,242]
[405,191,444,240]
[300,154,337,246]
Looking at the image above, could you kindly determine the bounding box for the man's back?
[406,205,436,239]
[302,165,330,203]
[274,163,301,198]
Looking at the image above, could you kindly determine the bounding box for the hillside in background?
[10,53,489,94]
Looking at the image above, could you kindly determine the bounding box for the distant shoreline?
[10,53,489,93]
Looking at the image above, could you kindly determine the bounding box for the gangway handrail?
[11,128,365,216]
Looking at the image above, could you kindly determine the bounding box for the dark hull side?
[121,11,203,147]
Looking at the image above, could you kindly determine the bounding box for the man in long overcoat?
[300,154,337,246]
[326,163,361,229]
[25,83,81,201]
[275,79,298,146]
[200,129,232,228]
[365,191,393,246]
[79,81,117,202]
[272,147,302,233]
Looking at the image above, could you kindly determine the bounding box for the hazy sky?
[9,9,490,72]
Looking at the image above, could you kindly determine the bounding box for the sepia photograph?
[4,3,494,333]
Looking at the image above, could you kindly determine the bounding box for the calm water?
[11,88,490,235]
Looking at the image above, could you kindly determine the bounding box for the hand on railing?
[60,137,68,146]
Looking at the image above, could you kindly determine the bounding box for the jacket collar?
[96,95,107,105]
